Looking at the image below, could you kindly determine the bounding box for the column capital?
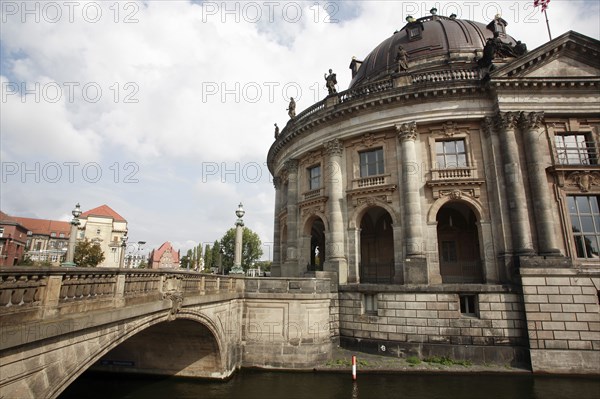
[494,111,519,131]
[396,121,418,141]
[324,138,343,156]
[518,111,545,131]
[284,159,299,174]
[273,176,282,189]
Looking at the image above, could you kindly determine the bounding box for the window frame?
[554,132,597,165]
[459,294,478,317]
[307,164,322,191]
[567,195,600,260]
[363,293,378,315]
[359,147,385,178]
[435,139,468,169]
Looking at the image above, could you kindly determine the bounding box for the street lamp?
[119,235,128,268]
[230,202,245,275]
[61,203,81,267]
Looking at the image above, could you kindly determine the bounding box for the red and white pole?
[351,355,357,380]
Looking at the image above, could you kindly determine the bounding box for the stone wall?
[241,278,333,368]
[521,267,600,374]
[338,285,529,365]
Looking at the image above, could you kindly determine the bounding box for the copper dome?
[349,15,518,88]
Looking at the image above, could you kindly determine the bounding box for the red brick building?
[0,211,28,266]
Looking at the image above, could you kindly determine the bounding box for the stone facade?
[521,267,600,373]
[267,13,600,373]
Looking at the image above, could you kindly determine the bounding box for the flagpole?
[544,9,552,40]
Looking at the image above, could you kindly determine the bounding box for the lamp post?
[218,245,224,275]
[230,202,245,275]
[119,235,128,268]
[62,203,81,267]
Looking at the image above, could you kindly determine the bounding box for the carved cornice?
[494,111,519,131]
[298,196,328,217]
[426,179,484,199]
[518,111,545,131]
[324,138,343,156]
[396,121,418,142]
[346,184,397,206]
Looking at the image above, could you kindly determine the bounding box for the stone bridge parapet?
[0,268,334,399]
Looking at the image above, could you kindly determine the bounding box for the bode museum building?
[267,12,599,373]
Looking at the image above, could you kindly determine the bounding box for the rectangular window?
[59,233,64,238]
[50,232,56,237]
[568,196,600,259]
[555,133,597,165]
[459,294,478,316]
[436,139,467,168]
[360,148,384,177]
[308,165,321,190]
[364,294,378,314]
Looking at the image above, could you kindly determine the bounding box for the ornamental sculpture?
[287,97,296,119]
[324,69,337,94]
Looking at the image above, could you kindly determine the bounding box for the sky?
[1,0,599,260]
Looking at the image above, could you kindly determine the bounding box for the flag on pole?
[534,0,550,11]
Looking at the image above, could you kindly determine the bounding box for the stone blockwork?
[521,267,600,374]
[338,285,529,365]
[241,278,333,368]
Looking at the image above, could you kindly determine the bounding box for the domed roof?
[349,15,518,88]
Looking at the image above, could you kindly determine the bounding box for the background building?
[78,205,128,268]
[14,216,70,265]
[0,211,28,266]
[149,242,180,269]
[267,12,599,373]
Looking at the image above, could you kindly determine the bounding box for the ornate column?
[519,112,561,255]
[271,177,282,276]
[324,138,348,284]
[397,122,427,284]
[282,159,299,276]
[495,112,534,254]
[396,122,424,256]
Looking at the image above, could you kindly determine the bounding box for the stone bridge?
[0,268,334,399]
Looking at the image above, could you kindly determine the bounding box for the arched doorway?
[307,217,325,271]
[360,207,394,283]
[94,319,222,378]
[436,202,483,283]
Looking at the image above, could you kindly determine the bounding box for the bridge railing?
[0,268,241,321]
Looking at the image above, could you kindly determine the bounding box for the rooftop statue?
[274,123,279,139]
[287,97,296,119]
[324,69,337,95]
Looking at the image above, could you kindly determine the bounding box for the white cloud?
[1,0,598,256]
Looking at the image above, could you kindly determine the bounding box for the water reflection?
[60,370,600,399]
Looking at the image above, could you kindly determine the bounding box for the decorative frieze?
[396,121,418,141]
[565,171,600,192]
[429,121,469,137]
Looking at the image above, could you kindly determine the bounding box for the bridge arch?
[48,310,233,399]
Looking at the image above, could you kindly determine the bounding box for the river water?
[59,370,600,399]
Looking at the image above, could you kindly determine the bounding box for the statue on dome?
[274,123,279,139]
[487,14,507,36]
[395,45,409,72]
[324,69,337,94]
[287,97,296,119]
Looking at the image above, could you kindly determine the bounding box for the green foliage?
[17,256,35,266]
[406,356,421,366]
[424,356,471,367]
[204,244,213,269]
[74,239,105,267]
[137,260,147,269]
[255,260,272,271]
[219,227,263,272]
[180,255,190,269]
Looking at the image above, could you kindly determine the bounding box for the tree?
[211,240,222,269]
[204,244,213,269]
[74,239,105,267]
[219,227,263,272]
